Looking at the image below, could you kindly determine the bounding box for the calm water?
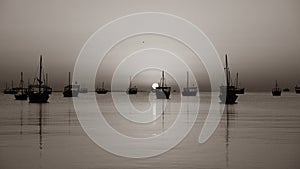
[0,92,300,169]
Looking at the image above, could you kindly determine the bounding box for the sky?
[0,0,300,91]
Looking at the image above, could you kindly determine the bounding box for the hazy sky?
[1,0,300,91]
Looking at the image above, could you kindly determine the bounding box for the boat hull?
[219,86,238,104]
[29,93,49,103]
[272,90,281,96]
[63,90,79,97]
[156,87,171,99]
[235,88,245,94]
[15,94,28,100]
[96,89,108,94]
[126,88,137,95]
[295,87,300,94]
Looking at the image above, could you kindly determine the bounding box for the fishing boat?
[219,54,238,104]
[234,72,245,94]
[295,85,300,94]
[283,88,290,92]
[28,55,51,103]
[15,72,28,100]
[272,80,281,96]
[96,82,108,94]
[182,71,197,96]
[126,76,137,95]
[63,72,80,97]
[156,70,171,99]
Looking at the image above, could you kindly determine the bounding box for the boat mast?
[187,71,189,89]
[162,71,165,87]
[225,54,230,86]
[20,72,24,94]
[68,72,71,89]
[275,80,278,89]
[46,73,48,87]
[129,76,132,88]
[39,55,42,94]
[236,72,239,88]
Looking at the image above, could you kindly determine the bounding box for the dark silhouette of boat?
[3,82,10,94]
[295,85,300,94]
[219,54,238,104]
[15,72,28,100]
[96,82,108,94]
[182,71,197,96]
[156,70,171,99]
[272,80,281,96]
[28,55,50,103]
[283,88,290,92]
[234,72,245,94]
[63,72,80,97]
[126,76,137,95]
[3,81,18,94]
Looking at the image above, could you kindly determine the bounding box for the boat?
[283,88,290,92]
[219,54,238,104]
[156,70,171,99]
[63,72,80,97]
[3,82,10,94]
[295,85,300,94]
[272,80,281,96]
[126,76,137,95]
[234,72,245,94]
[28,55,51,103]
[15,72,28,100]
[96,82,108,94]
[182,71,197,96]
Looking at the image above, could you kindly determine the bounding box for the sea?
[0,92,300,169]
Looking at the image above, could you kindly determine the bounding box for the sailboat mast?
[225,54,230,86]
[39,55,42,94]
[20,72,24,93]
[46,73,48,87]
[68,72,71,87]
[162,71,165,87]
[236,72,239,88]
[187,71,189,89]
[129,76,132,88]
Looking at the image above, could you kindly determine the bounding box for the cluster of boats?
[3,54,299,104]
[271,81,300,96]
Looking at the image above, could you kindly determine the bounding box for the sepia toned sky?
[0,0,300,91]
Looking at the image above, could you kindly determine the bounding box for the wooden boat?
[156,70,171,99]
[28,55,50,103]
[126,76,137,95]
[96,82,108,94]
[295,85,300,94]
[272,80,281,96]
[15,72,28,100]
[234,72,245,94]
[219,54,238,104]
[182,71,197,96]
[63,72,80,97]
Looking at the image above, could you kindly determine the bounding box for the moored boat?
[28,55,51,103]
[219,54,238,104]
[15,72,28,100]
[126,76,137,95]
[272,80,281,96]
[156,70,171,99]
[96,82,108,94]
[63,72,80,97]
[182,71,197,96]
[295,85,300,94]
